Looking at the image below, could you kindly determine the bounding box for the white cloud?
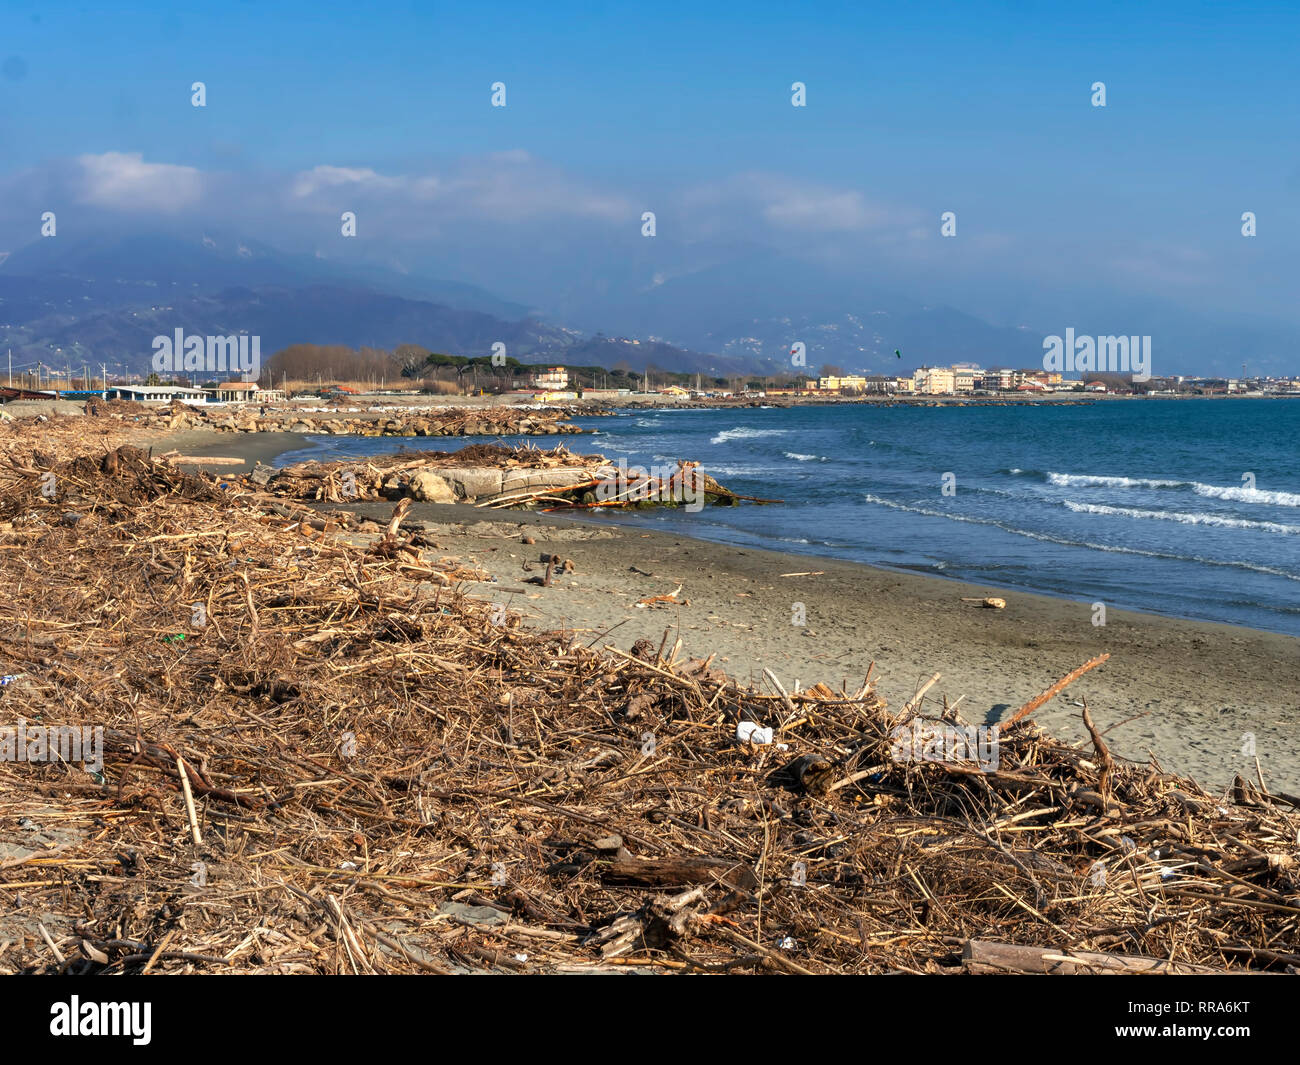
[684,173,893,233]
[290,165,426,199]
[760,187,887,232]
[288,155,630,222]
[76,152,202,212]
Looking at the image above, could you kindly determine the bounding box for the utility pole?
[7,349,10,388]
[100,363,108,397]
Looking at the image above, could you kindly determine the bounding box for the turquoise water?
[276,399,1300,636]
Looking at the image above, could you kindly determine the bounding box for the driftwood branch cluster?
[0,446,1296,974]
[260,443,774,510]
[155,401,594,438]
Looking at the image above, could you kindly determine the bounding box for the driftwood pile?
[0,447,1297,974]
[157,403,590,438]
[0,411,154,470]
[261,443,771,510]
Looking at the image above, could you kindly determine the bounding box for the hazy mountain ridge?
[1,232,1293,379]
[0,233,725,375]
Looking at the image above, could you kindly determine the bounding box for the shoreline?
[159,429,1300,790]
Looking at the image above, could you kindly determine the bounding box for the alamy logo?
[50,997,151,1045]
[1043,328,1150,381]
[890,719,1000,772]
[152,330,260,378]
[1,719,103,773]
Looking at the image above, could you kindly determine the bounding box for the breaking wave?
[1193,484,1300,508]
[1027,470,1300,507]
[1046,472,1185,489]
[1063,501,1300,534]
[710,427,790,445]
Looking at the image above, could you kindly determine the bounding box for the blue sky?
[1,1,1298,357]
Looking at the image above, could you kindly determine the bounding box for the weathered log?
[962,939,1224,975]
[602,855,758,891]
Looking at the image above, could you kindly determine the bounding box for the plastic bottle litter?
[736,721,774,745]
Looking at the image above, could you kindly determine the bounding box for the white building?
[530,367,570,390]
[913,367,955,394]
[105,385,208,404]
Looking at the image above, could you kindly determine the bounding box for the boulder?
[409,470,455,503]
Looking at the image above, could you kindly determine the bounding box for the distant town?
[798,363,1300,397]
[4,342,1299,406]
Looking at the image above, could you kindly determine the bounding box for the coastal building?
[1016,369,1052,388]
[893,376,915,393]
[953,367,980,393]
[817,374,868,392]
[530,367,570,390]
[977,368,1016,391]
[206,381,257,402]
[105,385,208,404]
[913,366,955,394]
[204,381,285,403]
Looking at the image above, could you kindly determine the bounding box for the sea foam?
[1064,501,1300,534]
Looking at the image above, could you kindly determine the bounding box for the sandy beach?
[170,428,1300,792]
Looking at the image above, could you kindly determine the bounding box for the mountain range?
[0,232,771,379]
[0,231,1294,379]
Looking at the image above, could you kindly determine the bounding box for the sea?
[274,399,1300,637]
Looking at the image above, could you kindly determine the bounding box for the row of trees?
[256,344,797,395]
[253,344,510,392]
[110,340,838,396]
